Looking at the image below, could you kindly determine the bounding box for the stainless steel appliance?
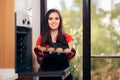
[15,12,32,74]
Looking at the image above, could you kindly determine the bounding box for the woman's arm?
[65,41,76,61]
[68,41,74,49]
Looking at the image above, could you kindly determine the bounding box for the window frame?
[83,0,91,80]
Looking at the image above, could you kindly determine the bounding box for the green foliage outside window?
[59,0,83,80]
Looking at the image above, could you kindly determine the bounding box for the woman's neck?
[50,29,58,43]
[50,29,58,35]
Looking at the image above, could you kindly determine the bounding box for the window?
[91,0,120,80]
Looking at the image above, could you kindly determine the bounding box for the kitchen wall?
[32,0,40,80]
[32,0,40,48]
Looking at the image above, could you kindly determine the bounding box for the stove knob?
[23,19,26,24]
[27,20,30,25]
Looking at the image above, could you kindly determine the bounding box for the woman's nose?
[52,19,56,23]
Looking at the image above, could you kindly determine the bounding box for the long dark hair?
[41,9,66,46]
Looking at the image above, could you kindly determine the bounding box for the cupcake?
[55,47,63,53]
[64,48,71,53]
[38,46,46,52]
[47,47,55,54]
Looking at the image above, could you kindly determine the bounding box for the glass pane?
[91,58,120,80]
[47,0,83,80]
[91,0,120,55]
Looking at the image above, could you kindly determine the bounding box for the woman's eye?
[55,17,59,20]
[49,18,53,20]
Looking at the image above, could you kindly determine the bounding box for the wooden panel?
[0,0,15,68]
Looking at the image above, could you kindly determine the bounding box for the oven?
[15,12,32,74]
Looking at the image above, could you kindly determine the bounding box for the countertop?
[0,69,18,80]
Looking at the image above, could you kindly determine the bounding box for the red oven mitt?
[34,47,47,57]
[66,48,76,61]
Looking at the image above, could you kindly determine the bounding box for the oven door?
[15,26,32,73]
[15,12,32,75]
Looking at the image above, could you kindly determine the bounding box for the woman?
[34,9,76,80]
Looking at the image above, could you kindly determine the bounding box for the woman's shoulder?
[65,33,73,37]
[64,33,74,42]
[38,35,42,38]
[36,35,41,40]
[36,35,42,43]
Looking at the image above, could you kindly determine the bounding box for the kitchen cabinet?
[0,0,15,68]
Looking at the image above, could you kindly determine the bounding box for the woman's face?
[48,12,60,30]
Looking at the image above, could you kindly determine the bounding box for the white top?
[0,69,18,80]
